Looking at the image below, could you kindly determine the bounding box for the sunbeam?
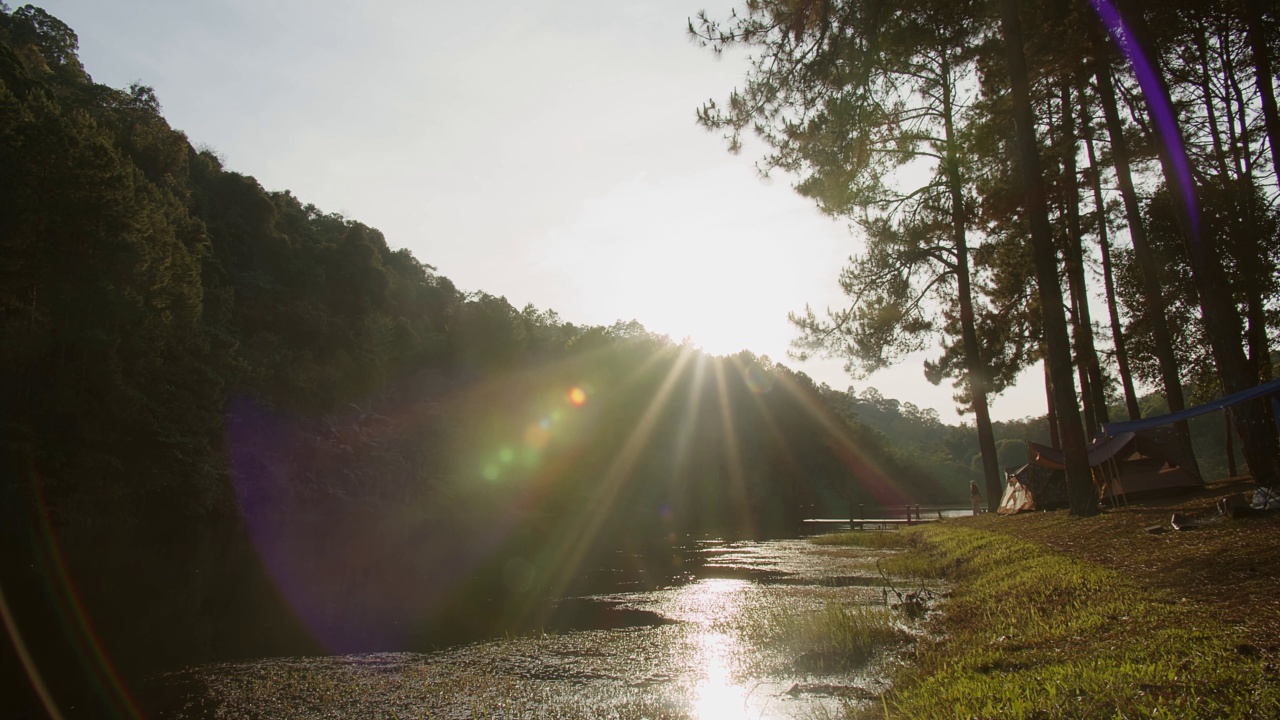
[711,360,753,537]
[767,370,913,509]
[537,347,698,602]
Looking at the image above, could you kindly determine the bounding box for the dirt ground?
[966,479,1280,666]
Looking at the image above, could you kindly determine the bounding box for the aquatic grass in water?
[736,601,911,671]
[866,525,1280,720]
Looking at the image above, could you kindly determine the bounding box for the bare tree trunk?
[1070,290,1098,437]
[1242,0,1280,188]
[1002,0,1096,516]
[942,52,1002,512]
[1226,410,1238,478]
[1192,27,1234,180]
[1044,354,1061,448]
[1060,83,1110,433]
[1083,132,1141,421]
[1218,22,1274,383]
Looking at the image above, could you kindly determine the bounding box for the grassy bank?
[820,485,1280,719]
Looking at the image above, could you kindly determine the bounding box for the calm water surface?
[152,538,911,719]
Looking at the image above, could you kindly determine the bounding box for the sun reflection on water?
[679,578,759,720]
[693,631,751,720]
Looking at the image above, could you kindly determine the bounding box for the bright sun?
[530,169,850,362]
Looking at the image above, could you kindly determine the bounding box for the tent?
[998,425,1201,514]
[999,378,1280,514]
[998,462,1068,514]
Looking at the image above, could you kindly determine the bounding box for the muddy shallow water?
[150,539,912,719]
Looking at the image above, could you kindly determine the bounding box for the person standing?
[970,479,982,515]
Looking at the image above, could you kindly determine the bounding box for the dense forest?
[0,5,968,710]
[694,0,1280,514]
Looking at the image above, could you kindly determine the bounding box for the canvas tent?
[998,462,1068,514]
[999,425,1201,514]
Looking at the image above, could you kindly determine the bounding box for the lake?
[143,536,912,719]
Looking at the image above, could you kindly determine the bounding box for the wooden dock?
[800,516,943,532]
[795,504,968,533]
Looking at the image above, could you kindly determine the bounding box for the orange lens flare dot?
[568,387,587,407]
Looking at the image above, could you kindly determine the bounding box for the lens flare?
[1089,0,1199,237]
[521,447,540,467]
[568,386,587,406]
[524,422,551,450]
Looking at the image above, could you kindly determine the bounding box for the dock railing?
[800,503,962,533]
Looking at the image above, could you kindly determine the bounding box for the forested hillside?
[0,5,965,700]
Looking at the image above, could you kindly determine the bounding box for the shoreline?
[842,480,1280,718]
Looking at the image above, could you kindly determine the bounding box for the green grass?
[859,525,1280,719]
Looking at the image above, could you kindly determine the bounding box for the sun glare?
[693,633,749,720]
[568,386,587,406]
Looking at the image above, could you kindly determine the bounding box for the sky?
[34,0,1053,423]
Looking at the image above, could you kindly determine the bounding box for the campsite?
[1002,378,1280,515]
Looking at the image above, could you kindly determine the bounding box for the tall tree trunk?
[1216,23,1250,178]
[1247,289,1271,382]
[1243,0,1280,187]
[1083,132,1142,420]
[1088,31,1200,477]
[1117,2,1280,487]
[1069,290,1097,437]
[1226,410,1238,478]
[1219,23,1274,383]
[1044,354,1061,448]
[1191,27,1234,180]
[942,52,1002,512]
[1001,0,1096,516]
[1060,83,1110,433]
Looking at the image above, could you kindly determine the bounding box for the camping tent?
[999,378,1280,514]
[998,425,1201,514]
[998,462,1068,514]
